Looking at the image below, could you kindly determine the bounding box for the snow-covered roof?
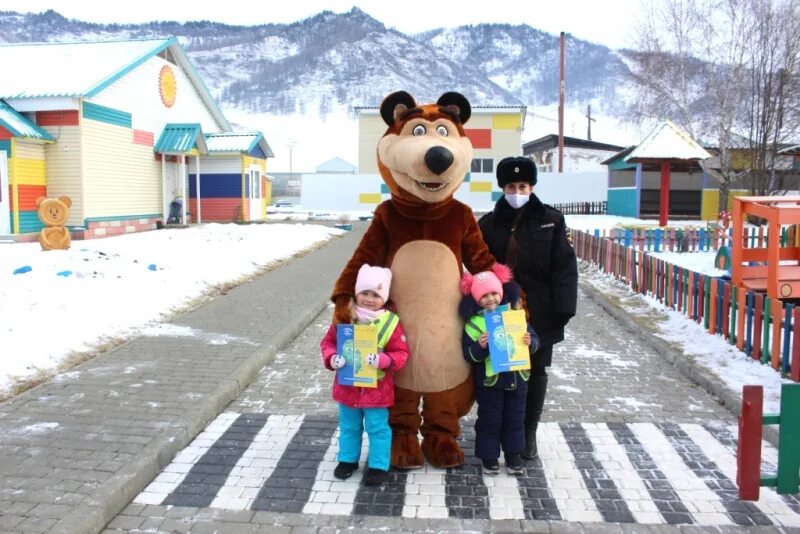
[0,101,53,142]
[316,157,356,173]
[779,144,800,155]
[0,37,231,131]
[204,132,274,157]
[625,120,711,162]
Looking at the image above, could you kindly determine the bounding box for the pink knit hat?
[355,264,392,302]
[460,264,513,302]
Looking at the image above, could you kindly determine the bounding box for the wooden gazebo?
[624,121,711,226]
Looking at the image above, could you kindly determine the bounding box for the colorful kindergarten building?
[0,37,273,240]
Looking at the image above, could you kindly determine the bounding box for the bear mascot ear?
[436,92,471,124]
[380,91,417,127]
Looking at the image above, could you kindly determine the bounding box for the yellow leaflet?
[501,309,531,371]
[353,324,378,388]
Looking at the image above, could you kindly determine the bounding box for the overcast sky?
[14,0,641,50]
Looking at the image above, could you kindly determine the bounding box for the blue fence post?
[700,228,707,251]
[655,229,662,252]
[625,229,632,248]
[784,304,793,376]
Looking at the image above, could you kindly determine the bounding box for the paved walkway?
[115,284,800,532]
[2,221,799,533]
[0,222,366,534]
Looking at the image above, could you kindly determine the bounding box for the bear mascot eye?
[412,124,426,136]
[436,125,448,136]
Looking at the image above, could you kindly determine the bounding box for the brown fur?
[331,92,498,468]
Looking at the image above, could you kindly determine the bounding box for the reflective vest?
[361,311,400,379]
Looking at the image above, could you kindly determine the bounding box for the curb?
[579,279,780,448]
[52,295,330,534]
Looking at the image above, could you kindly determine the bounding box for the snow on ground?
[583,266,791,414]
[651,250,727,278]
[565,214,711,232]
[0,222,342,399]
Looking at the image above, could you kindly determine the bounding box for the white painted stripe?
[682,424,800,528]
[303,428,367,515]
[404,463,448,519]
[134,411,239,505]
[584,423,665,524]
[484,469,525,519]
[208,414,303,510]
[630,423,733,526]
[539,422,603,523]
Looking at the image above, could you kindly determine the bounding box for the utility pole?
[585,104,596,141]
[558,32,566,173]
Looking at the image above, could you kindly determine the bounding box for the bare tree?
[626,0,800,209]
[745,0,800,195]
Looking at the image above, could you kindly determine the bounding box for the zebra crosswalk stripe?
[681,423,800,528]
[539,422,604,523]
[209,415,304,510]
[657,422,772,527]
[585,423,669,524]
[130,414,800,526]
[630,422,734,525]
[134,412,239,506]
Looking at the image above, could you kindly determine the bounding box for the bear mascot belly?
[331,92,503,469]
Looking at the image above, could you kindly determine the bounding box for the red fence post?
[737,385,763,501]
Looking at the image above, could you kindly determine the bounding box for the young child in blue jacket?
[460,265,540,475]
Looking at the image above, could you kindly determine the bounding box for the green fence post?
[777,383,800,494]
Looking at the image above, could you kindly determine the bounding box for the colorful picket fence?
[589,225,800,253]
[572,229,800,382]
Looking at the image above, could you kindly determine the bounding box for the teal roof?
[204,132,274,157]
[155,123,208,154]
[0,101,53,142]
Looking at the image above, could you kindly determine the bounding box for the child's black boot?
[334,461,359,480]
[363,467,389,486]
[482,458,500,475]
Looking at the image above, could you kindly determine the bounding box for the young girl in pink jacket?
[320,264,409,486]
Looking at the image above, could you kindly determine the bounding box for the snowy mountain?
[0,8,640,171]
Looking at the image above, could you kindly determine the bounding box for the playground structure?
[737,384,800,500]
[731,196,800,301]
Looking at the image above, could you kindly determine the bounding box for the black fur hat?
[496,156,537,188]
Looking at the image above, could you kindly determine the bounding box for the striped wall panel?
[188,173,242,198]
[35,110,80,127]
[15,184,46,211]
[186,198,241,222]
[82,101,132,128]
[18,210,43,233]
[133,130,155,146]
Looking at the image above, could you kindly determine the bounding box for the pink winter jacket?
[320,318,409,408]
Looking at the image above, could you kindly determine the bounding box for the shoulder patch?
[539,222,555,229]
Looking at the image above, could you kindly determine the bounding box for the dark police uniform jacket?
[478,194,578,359]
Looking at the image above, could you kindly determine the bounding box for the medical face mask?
[504,193,530,209]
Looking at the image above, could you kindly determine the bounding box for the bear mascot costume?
[331,91,507,469]
[36,195,72,251]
